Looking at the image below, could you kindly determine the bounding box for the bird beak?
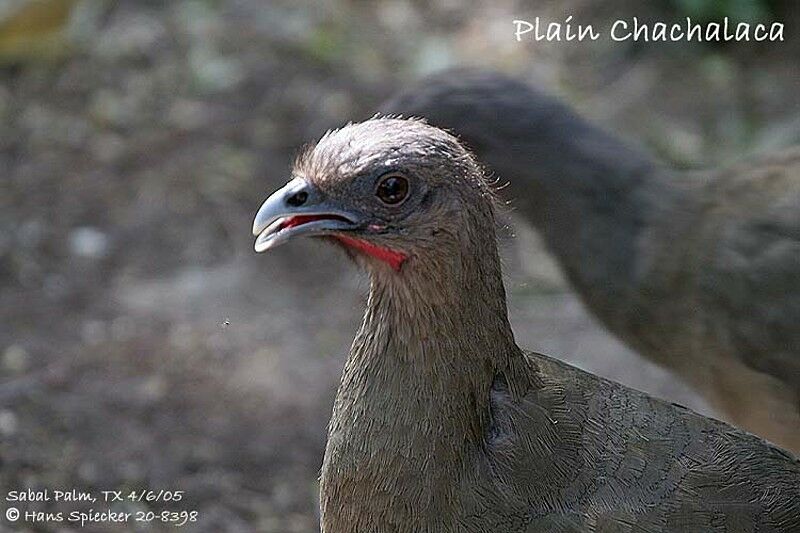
[252,178,362,253]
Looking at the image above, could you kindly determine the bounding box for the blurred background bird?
[382,70,800,453]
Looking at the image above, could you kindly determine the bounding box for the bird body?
[252,119,800,532]
[382,71,800,453]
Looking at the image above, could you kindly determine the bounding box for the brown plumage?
[251,118,800,532]
[381,70,800,454]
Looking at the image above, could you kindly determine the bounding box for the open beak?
[252,178,361,252]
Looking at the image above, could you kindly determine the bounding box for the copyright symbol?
[5,507,19,521]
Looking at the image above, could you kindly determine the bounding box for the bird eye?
[375,174,409,205]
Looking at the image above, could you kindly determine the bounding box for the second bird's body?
[383,71,800,452]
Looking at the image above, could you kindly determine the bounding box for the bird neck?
[321,231,525,530]
[503,105,681,328]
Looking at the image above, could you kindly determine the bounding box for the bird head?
[252,118,496,274]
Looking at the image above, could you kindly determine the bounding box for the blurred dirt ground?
[0,1,798,531]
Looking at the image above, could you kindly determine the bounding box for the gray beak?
[252,178,361,252]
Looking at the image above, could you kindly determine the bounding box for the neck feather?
[320,226,525,530]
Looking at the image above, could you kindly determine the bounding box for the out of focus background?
[0,1,798,531]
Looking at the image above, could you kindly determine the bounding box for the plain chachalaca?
[251,118,800,533]
[381,69,800,454]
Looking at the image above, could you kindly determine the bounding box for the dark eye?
[375,174,409,205]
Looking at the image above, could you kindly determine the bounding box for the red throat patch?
[334,235,408,272]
